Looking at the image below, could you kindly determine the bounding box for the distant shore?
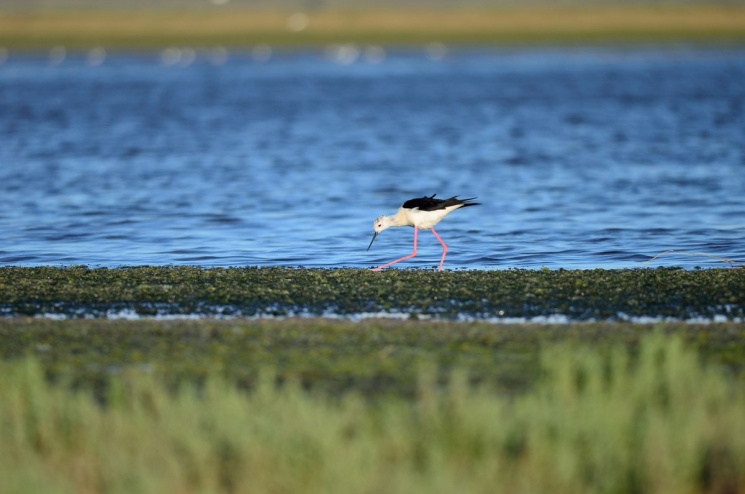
[1,6,744,50]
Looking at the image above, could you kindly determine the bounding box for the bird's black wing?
[402,195,480,211]
[402,195,442,211]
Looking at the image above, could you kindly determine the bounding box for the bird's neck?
[389,210,410,227]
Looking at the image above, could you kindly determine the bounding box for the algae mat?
[2,265,745,397]
[1,266,743,320]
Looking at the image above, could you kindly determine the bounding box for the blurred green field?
[3,268,745,492]
[2,317,745,398]
[2,331,744,493]
[1,6,745,49]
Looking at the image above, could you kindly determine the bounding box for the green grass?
[2,266,744,491]
[1,332,744,493]
[2,318,745,400]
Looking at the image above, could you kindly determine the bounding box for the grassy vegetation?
[2,318,745,399]
[1,332,744,493]
[2,266,744,491]
[1,265,743,320]
[1,6,744,49]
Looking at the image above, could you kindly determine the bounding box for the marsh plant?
[1,333,743,494]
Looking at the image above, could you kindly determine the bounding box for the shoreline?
[2,7,745,50]
[2,265,743,321]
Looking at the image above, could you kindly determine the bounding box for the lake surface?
[1,46,744,270]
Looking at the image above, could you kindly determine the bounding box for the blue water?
[1,46,744,270]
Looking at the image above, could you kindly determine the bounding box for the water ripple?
[1,47,744,269]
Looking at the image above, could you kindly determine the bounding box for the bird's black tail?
[457,197,480,207]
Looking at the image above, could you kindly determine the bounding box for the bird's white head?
[373,215,393,234]
[367,215,393,251]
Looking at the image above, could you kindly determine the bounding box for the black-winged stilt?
[367,194,480,272]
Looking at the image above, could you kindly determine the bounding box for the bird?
[367,194,480,272]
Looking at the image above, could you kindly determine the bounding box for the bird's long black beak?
[367,232,378,251]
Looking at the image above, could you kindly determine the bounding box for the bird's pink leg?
[371,227,418,271]
[431,228,447,272]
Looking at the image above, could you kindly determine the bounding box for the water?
[1,46,744,270]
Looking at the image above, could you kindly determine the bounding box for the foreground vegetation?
[1,6,744,49]
[1,332,744,493]
[2,318,745,398]
[2,267,743,491]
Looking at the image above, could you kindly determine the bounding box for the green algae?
[3,265,744,492]
[1,266,743,320]
[2,266,744,399]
